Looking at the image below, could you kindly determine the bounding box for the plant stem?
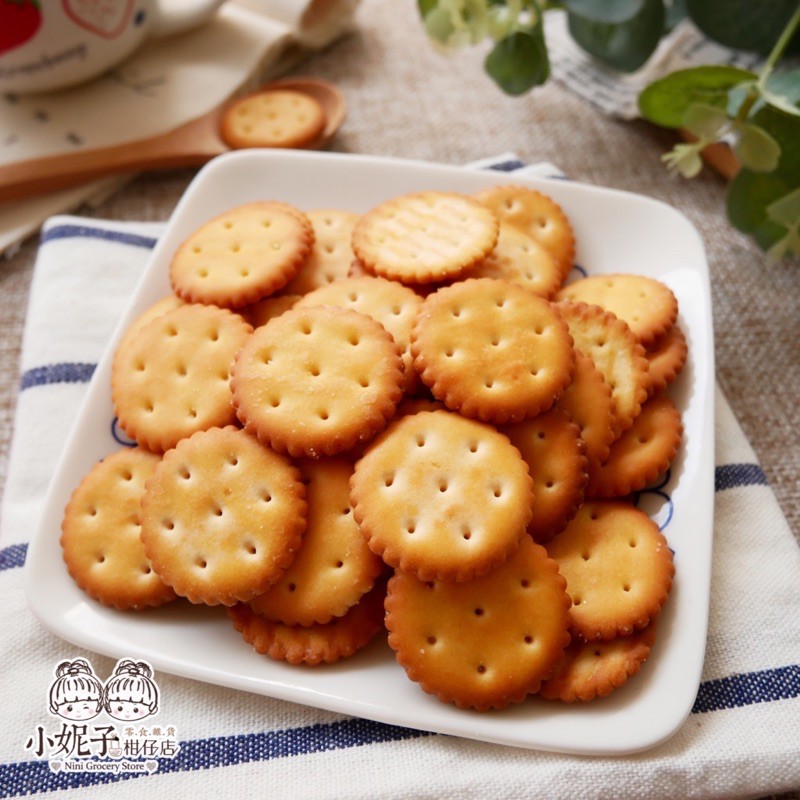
[734,4,800,125]
[758,3,800,88]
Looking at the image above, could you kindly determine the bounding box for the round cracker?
[502,408,588,543]
[111,304,252,453]
[351,191,499,285]
[555,300,649,437]
[546,501,674,641]
[556,274,678,347]
[139,426,307,606]
[228,578,386,665]
[472,185,575,280]
[231,305,405,458]
[283,210,360,295]
[351,409,532,582]
[170,201,314,308]
[469,222,563,298]
[385,536,571,710]
[645,324,688,397]
[61,448,176,611]
[249,457,383,626]
[220,89,327,150]
[540,622,658,702]
[587,394,683,498]
[412,278,575,424]
[295,275,423,394]
[555,350,616,472]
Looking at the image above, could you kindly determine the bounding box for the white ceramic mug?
[0,0,226,94]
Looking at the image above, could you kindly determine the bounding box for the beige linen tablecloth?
[1,2,798,798]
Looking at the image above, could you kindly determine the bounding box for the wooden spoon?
[0,77,345,205]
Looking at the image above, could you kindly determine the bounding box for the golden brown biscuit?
[556,300,649,437]
[351,191,499,284]
[546,501,674,641]
[555,350,616,472]
[61,448,176,611]
[385,536,571,710]
[412,278,575,423]
[140,426,307,606]
[540,622,658,702]
[231,305,405,458]
[170,202,314,308]
[502,408,588,543]
[111,304,252,453]
[469,221,563,298]
[556,274,678,347]
[249,457,383,626]
[295,275,423,394]
[645,324,688,397]
[351,409,532,582]
[220,89,327,150]
[587,394,683,498]
[228,578,387,665]
[473,185,575,280]
[283,210,360,295]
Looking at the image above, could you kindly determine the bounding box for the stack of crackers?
[60,185,687,711]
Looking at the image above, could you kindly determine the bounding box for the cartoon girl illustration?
[48,659,104,721]
[103,659,160,721]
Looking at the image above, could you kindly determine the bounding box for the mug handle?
[148,0,227,38]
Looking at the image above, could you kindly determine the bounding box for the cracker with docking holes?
[556,300,649,437]
[502,408,588,544]
[351,409,532,582]
[587,394,683,499]
[469,221,563,299]
[645,324,688,397]
[170,201,314,308]
[556,274,678,347]
[111,304,252,453]
[555,350,616,473]
[220,89,327,150]
[540,621,658,702]
[249,456,383,626]
[118,294,185,345]
[228,578,387,665]
[472,185,575,281]
[283,210,360,295]
[385,536,571,710]
[231,305,405,458]
[351,191,499,285]
[295,275,423,394]
[412,278,574,424]
[546,501,674,641]
[140,426,307,606]
[61,448,177,611]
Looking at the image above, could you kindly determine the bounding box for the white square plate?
[25,150,715,755]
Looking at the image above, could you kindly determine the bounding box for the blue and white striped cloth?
[1,160,799,799]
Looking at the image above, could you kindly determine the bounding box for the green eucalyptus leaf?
[567,0,665,72]
[686,0,800,56]
[727,171,788,233]
[734,123,781,173]
[638,66,757,127]
[766,186,800,228]
[485,28,550,95]
[561,0,645,24]
[682,102,730,139]
[760,69,800,118]
[750,104,800,179]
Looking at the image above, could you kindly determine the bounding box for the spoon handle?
[0,110,227,205]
